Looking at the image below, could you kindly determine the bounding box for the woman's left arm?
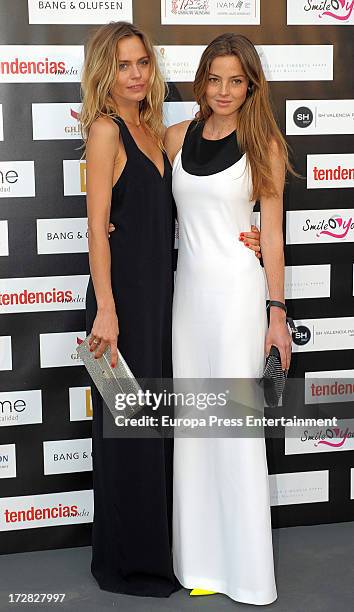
[260,140,292,371]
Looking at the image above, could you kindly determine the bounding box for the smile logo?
[317,215,354,239]
[319,0,354,22]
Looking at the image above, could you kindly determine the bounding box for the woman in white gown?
[165,34,293,605]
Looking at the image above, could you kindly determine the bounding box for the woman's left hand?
[239,225,262,259]
[265,317,292,371]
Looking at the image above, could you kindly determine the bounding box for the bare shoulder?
[87,115,120,147]
[164,119,193,164]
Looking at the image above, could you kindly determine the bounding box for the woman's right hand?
[89,306,119,368]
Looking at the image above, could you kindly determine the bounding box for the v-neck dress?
[171,120,277,605]
[85,116,179,597]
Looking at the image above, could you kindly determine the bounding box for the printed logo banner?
[37,218,88,254]
[256,45,333,81]
[40,331,86,368]
[287,0,354,25]
[0,490,93,531]
[0,275,89,313]
[0,337,12,371]
[291,317,354,353]
[163,101,199,127]
[63,160,86,195]
[0,390,43,427]
[269,471,329,505]
[286,209,354,244]
[0,221,9,256]
[28,0,133,24]
[69,387,93,421]
[307,154,354,189]
[285,418,354,455]
[0,104,3,140]
[284,265,331,299]
[0,444,16,479]
[0,161,35,198]
[0,45,84,83]
[305,370,354,404]
[32,103,81,140]
[161,0,260,25]
[43,438,92,475]
[286,100,354,135]
[156,45,333,82]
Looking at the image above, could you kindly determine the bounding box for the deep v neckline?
[119,118,166,180]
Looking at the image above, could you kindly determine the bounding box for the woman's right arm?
[86,117,119,368]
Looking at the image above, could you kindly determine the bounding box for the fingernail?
[245,242,249,246]
[240,236,244,241]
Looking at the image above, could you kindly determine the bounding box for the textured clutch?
[76,335,144,420]
[261,345,287,408]
[260,315,296,408]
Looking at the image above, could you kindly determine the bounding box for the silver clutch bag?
[76,335,144,420]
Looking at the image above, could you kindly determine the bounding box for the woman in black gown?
[81,22,178,597]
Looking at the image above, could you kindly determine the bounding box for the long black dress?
[85,117,180,597]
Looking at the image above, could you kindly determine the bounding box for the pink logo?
[317,215,353,239]
[303,214,354,239]
[315,427,353,448]
[321,0,354,21]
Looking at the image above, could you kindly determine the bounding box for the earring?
[247,83,254,95]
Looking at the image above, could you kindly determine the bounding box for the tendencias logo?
[0,276,89,313]
[287,0,354,24]
[0,490,93,531]
[0,46,84,83]
[307,154,354,189]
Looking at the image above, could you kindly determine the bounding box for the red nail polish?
[240,236,244,241]
[245,242,249,246]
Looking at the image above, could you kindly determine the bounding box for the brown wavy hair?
[193,33,296,200]
[80,21,165,154]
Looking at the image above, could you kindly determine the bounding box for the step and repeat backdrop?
[0,0,354,554]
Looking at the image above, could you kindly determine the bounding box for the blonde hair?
[80,21,165,154]
[193,33,296,201]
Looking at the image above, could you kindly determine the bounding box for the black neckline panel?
[181,120,243,177]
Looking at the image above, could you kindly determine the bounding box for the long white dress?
[171,122,278,605]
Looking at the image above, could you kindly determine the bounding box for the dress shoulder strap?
[110,116,137,155]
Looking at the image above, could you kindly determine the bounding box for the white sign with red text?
[307,154,354,189]
[0,489,93,531]
[0,275,89,313]
[0,46,84,83]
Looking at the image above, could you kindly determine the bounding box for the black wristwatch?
[267,300,287,314]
